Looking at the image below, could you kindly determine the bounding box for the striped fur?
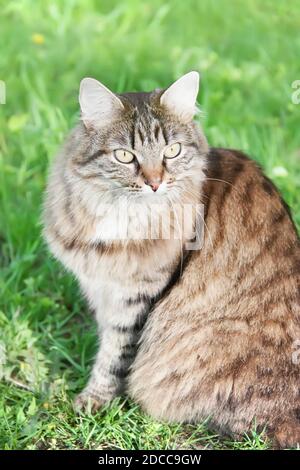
[43,79,208,411]
[44,78,300,447]
[128,148,300,448]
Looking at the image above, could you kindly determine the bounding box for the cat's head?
[72,72,208,205]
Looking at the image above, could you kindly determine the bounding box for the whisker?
[205,177,233,186]
[169,186,214,250]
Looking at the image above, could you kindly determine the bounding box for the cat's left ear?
[79,77,124,128]
[160,71,199,122]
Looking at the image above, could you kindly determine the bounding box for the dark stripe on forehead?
[160,122,169,145]
[138,127,145,145]
[130,120,136,150]
[154,123,160,141]
[129,108,138,150]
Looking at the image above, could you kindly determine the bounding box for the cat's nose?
[145,180,161,192]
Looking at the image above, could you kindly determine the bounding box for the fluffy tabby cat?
[43,72,300,448]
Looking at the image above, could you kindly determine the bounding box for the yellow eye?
[114,149,135,164]
[164,143,181,159]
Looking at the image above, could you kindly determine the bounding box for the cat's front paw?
[73,390,107,413]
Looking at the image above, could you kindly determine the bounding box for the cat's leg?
[74,271,166,412]
[74,324,138,411]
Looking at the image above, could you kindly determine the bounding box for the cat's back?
[201,147,299,288]
[204,147,298,244]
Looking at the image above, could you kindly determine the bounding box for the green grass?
[0,0,299,450]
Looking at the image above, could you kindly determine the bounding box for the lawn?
[0,0,299,450]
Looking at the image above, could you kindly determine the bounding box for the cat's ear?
[160,71,199,122]
[79,77,124,128]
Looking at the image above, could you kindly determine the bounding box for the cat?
[43,72,300,448]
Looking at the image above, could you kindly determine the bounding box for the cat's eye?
[114,149,135,164]
[163,142,181,159]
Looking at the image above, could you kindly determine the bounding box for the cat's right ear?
[79,78,124,128]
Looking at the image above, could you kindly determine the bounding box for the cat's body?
[129,147,300,448]
[44,73,300,448]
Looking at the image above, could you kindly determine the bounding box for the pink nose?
[145,181,161,192]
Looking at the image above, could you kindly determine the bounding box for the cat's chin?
[141,192,168,202]
[131,192,170,205]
